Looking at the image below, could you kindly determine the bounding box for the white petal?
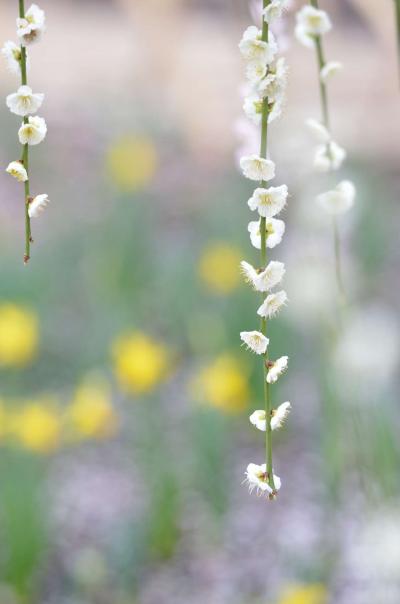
[18,115,47,145]
[257,290,288,319]
[271,401,291,430]
[244,462,281,497]
[248,218,285,250]
[256,261,285,292]
[317,180,356,215]
[314,141,346,172]
[248,185,288,218]
[240,155,275,182]
[266,356,289,384]
[305,118,330,144]
[28,193,50,218]
[296,6,332,36]
[249,410,267,431]
[320,61,343,83]
[6,161,28,182]
[6,85,44,116]
[240,330,269,354]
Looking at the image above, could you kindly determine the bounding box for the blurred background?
[0,0,399,603]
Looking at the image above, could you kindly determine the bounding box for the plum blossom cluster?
[2,3,49,264]
[295,2,356,297]
[238,0,292,501]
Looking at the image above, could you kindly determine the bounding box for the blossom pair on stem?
[2,2,49,264]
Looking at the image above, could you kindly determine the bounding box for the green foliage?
[190,408,230,518]
[0,451,48,597]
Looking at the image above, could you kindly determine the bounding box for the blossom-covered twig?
[3,2,48,264]
[239,0,291,500]
[295,1,355,304]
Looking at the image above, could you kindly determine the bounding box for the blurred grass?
[0,451,47,597]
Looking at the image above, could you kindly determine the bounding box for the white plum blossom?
[240,260,261,289]
[243,94,263,125]
[271,402,291,430]
[240,330,269,355]
[6,85,44,116]
[317,180,356,215]
[28,194,49,218]
[244,463,281,496]
[257,290,288,319]
[18,115,47,145]
[299,6,332,35]
[295,6,332,48]
[295,23,315,48]
[240,155,275,182]
[243,93,261,125]
[2,41,23,74]
[306,118,330,144]
[17,3,46,46]
[239,26,278,64]
[307,122,347,173]
[247,184,288,218]
[248,218,285,249]
[314,140,346,172]
[6,160,28,182]
[320,61,343,83]
[243,93,282,125]
[255,260,286,292]
[240,260,266,292]
[249,409,267,431]
[267,355,289,384]
[270,56,288,80]
[258,57,288,101]
[246,60,268,83]
[268,99,283,123]
[263,0,290,24]
[241,260,286,292]
[249,402,292,432]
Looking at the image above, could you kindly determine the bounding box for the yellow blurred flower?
[107,135,158,192]
[10,399,61,453]
[112,331,169,395]
[277,584,327,604]
[0,303,38,367]
[67,378,118,440]
[192,354,249,413]
[198,243,242,295]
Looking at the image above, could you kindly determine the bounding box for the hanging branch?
[295,1,356,305]
[239,0,291,500]
[3,2,49,264]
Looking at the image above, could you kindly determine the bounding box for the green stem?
[310,0,329,128]
[315,37,329,129]
[23,144,31,261]
[259,0,275,494]
[333,217,345,305]
[18,0,31,264]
